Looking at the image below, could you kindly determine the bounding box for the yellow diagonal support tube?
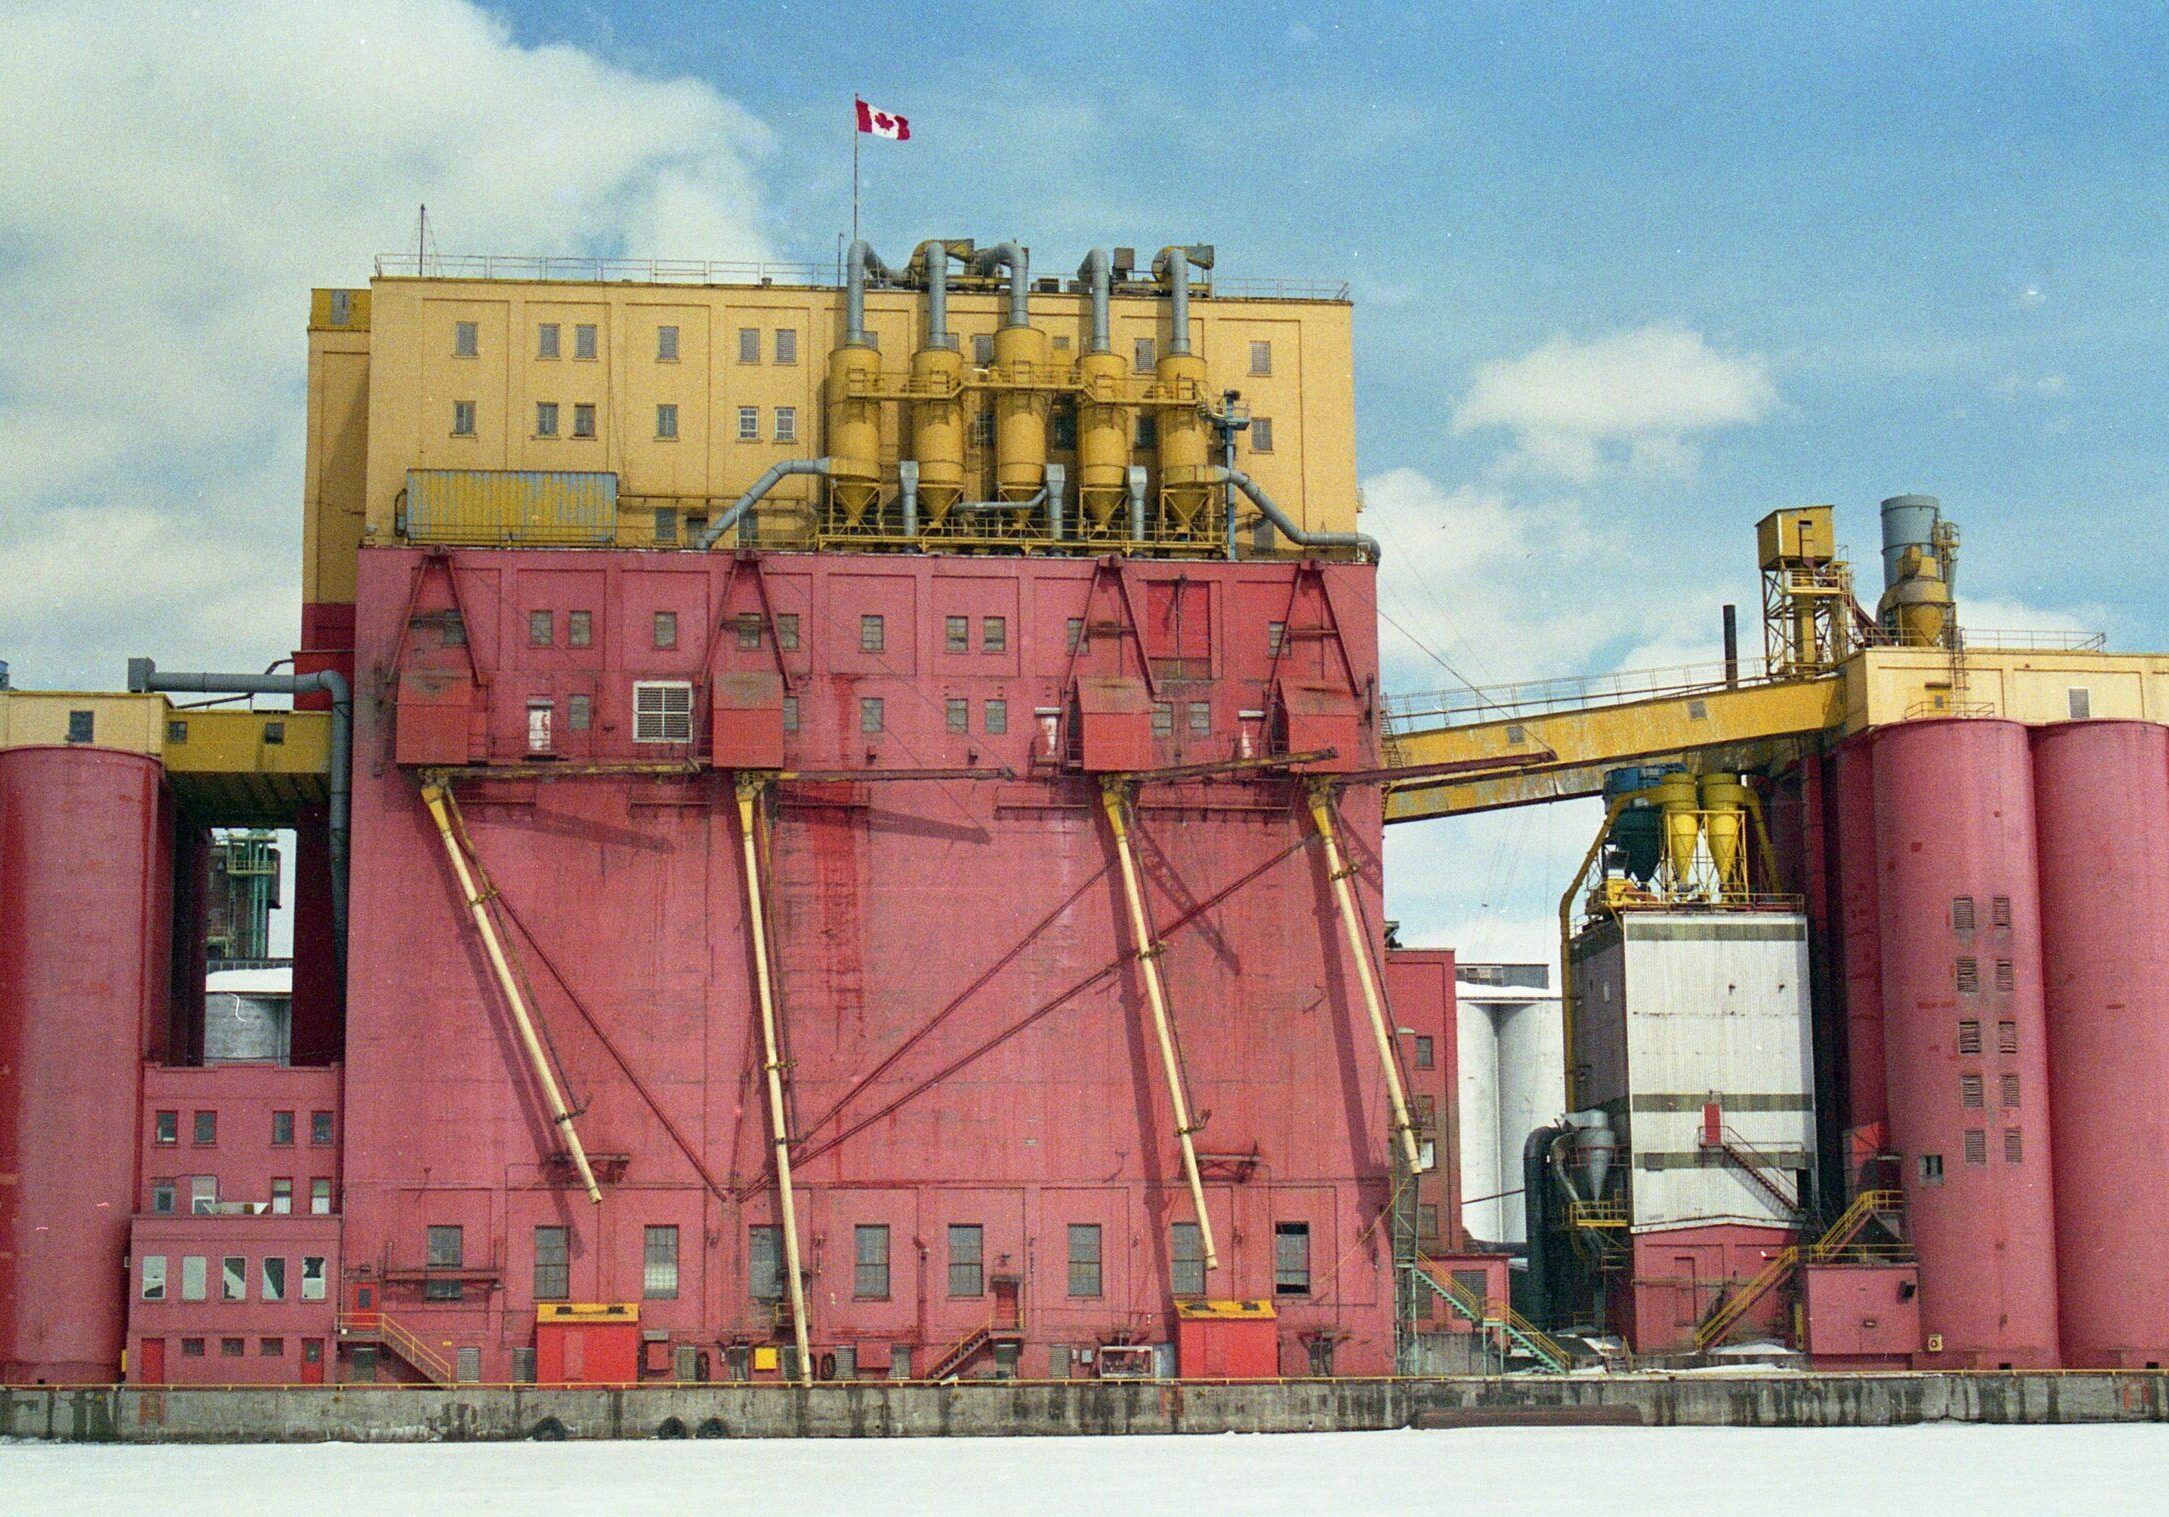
[419,781,602,1204]
[1306,782,1424,1176]
[1099,779,1219,1273]
[735,775,815,1385]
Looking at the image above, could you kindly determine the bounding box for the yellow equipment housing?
[824,343,884,524]
[991,322,1050,502]
[910,343,967,523]
[1154,350,1211,532]
[1074,348,1131,531]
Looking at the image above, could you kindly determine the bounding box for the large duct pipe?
[1073,249,1128,530]
[969,241,1030,327]
[1077,248,1112,354]
[695,458,835,550]
[845,240,893,348]
[910,239,959,351]
[1205,466,1380,562]
[1151,245,1212,356]
[128,660,350,965]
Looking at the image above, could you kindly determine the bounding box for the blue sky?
[3,1,2162,960]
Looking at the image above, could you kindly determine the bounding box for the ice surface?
[4,1424,2165,1517]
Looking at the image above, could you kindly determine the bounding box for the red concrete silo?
[2033,720,2169,1368]
[1872,718,2059,1367]
[0,745,170,1383]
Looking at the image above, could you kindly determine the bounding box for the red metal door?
[300,1339,325,1385]
[137,1338,165,1385]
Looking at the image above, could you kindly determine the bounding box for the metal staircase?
[338,1308,453,1385]
[1692,1188,1910,1351]
[1409,1261,1572,1373]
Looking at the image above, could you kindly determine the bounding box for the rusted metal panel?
[404,469,618,546]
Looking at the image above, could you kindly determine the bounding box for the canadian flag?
[855,98,910,141]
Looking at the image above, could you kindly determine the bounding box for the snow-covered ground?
[4,1425,2164,1516]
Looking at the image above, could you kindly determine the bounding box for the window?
[973,334,995,366]
[534,1226,570,1300]
[1991,895,2012,928]
[737,405,760,441]
[1186,701,1211,737]
[1995,958,2015,993]
[1135,414,1157,448]
[261,1338,285,1358]
[1414,1035,1435,1071]
[526,609,554,647]
[1250,417,1274,454]
[455,1346,482,1383]
[270,1178,292,1215]
[1249,340,1272,376]
[982,616,1007,653]
[781,695,799,733]
[155,1111,178,1146]
[1052,404,1077,449]
[511,1347,536,1383]
[536,401,560,438]
[537,323,560,360]
[1956,957,1979,994]
[190,1176,218,1215]
[301,1256,327,1301]
[573,403,595,438]
[427,1225,464,1269]
[262,1257,285,1303]
[223,1256,247,1301]
[984,699,1007,735]
[1952,896,1976,931]
[657,403,678,440]
[775,614,799,650]
[222,1337,245,1359]
[854,1224,890,1300]
[194,1111,218,1145]
[2002,1073,2021,1108]
[1419,1204,1441,1241]
[1961,1073,1985,1108]
[270,1110,294,1146]
[749,1225,783,1301]
[738,327,761,364]
[452,400,476,437]
[180,1339,205,1359]
[644,1225,680,1299]
[151,1180,176,1215]
[1151,703,1174,739]
[66,709,94,744]
[1067,618,1084,653]
[1134,337,1155,372]
[2005,1128,2024,1164]
[310,1111,334,1147]
[1999,1020,2019,1055]
[774,329,798,365]
[1964,1128,1988,1166]
[574,323,597,361]
[1067,1224,1103,1298]
[633,681,694,743]
[860,697,885,734]
[1267,621,1287,655]
[1274,1223,1312,1296]
[310,1178,332,1215]
[948,1224,984,1298]
[568,693,592,732]
[2068,686,2092,719]
[141,1256,167,1301]
[773,406,796,443]
[454,320,478,357]
[1171,1222,1205,1298]
[567,610,593,648]
[946,615,970,653]
[656,324,679,362]
[181,1256,208,1301]
[946,698,968,734]
[1958,1019,1983,1055]
[860,614,886,653]
[652,611,680,650]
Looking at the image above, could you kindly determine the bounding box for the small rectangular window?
[537,323,560,359]
[1170,1222,1205,1298]
[781,695,799,733]
[1952,896,1976,931]
[1964,1128,1988,1166]
[1052,404,1077,449]
[945,698,968,734]
[568,610,592,648]
[1419,1205,1442,1241]
[301,1256,327,1301]
[310,1178,332,1215]
[181,1338,205,1358]
[141,1255,167,1301]
[194,1111,218,1146]
[534,1226,570,1301]
[222,1337,245,1359]
[2002,1073,2021,1108]
[1134,337,1156,372]
[984,699,1008,735]
[427,1225,464,1269]
[1415,1035,1435,1070]
[1067,617,1084,653]
[1151,702,1173,739]
[1920,1153,1944,1185]
[536,401,559,438]
[945,615,969,653]
[860,697,885,735]
[567,693,592,732]
[1249,340,1272,376]
[948,1224,984,1298]
[190,1175,218,1214]
[633,681,694,743]
[652,508,682,550]
[528,609,554,647]
[1267,621,1287,655]
[223,1256,247,1301]
[2005,1128,2024,1164]
[1991,895,2013,928]
[262,1257,286,1303]
[311,1111,334,1147]
[573,402,596,438]
[66,709,94,744]
[1135,414,1157,449]
[738,327,761,364]
[656,403,678,439]
[1958,1019,1983,1055]
[151,1180,176,1215]
[731,612,762,651]
[1995,958,2015,993]
[982,616,1007,652]
[574,323,597,361]
[775,613,799,650]
[1274,1222,1312,1296]
[1067,1223,1103,1298]
[1251,416,1275,454]
[645,1225,680,1300]
[773,406,797,443]
[854,1223,891,1300]
[453,400,476,436]
[749,1225,783,1301]
[270,1178,292,1215]
[973,334,996,367]
[1999,1020,2019,1055]
[2068,687,2092,719]
[774,329,798,365]
[155,1110,178,1145]
[656,324,679,362]
[261,1337,284,1358]
[181,1256,208,1301]
[737,405,760,441]
[270,1110,294,1146]
[512,1347,536,1383]
[1186,701,1211,737]
[454,320,478,357]
[653,611,679,649]
[860,614,885,653]
[1956,957,1979,994]
[1961,1073,1984,1108]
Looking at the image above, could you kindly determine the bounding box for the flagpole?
[851,97,860,248]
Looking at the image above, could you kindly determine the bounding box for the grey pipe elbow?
[846,240,892,347]
[1076,249,1112,354]
[697,457,835,550]
[971,241,1030,327]
[1209,467,1380,562]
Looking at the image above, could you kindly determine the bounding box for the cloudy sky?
[3,1,2164,964]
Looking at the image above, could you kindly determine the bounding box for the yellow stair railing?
[1694,1189,1911,1351]
[340,1309,454,1385]
[1416,1262,1573,1373]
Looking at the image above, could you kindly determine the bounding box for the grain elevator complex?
[3,238,2167,1405]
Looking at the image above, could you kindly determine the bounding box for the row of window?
[523,609,1288,662]
[1956,1018,2021,1056]
[456,320,802,367]
[172,1336,323,1363]
[1954,956,2017,994]
[141,1253,328,1303]
[149,1176,333,1216]
[1918,1127,2026,1182]
[1949,895,2014,932]
[153,1109,334,1148]
[1958,1072,2023,1110]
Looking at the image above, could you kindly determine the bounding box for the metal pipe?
[1152,246,1206,356]
[419,780,601,1204]
[129,659,350,964]
[1126,465,1147,539]
[845,240,892,347]
[968,241,1030,328]
[1722,603,1740,686]
[734,776,815,1384]
[1305,782,1424,1176]
[910,239,958,351]
[694,457,834,550]
[1076,248,1112,354]
[898,458,920,540]
[1099,779,1218,1271]
[1205,466,1381,562]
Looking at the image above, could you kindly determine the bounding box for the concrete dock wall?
[4,1374,2167,1443]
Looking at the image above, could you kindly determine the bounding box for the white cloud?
[1451,324,1777,482]
[0,1,773,687]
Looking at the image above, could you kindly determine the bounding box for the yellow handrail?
[1693,1246,1800,1351]
[341,1311,453,1384]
